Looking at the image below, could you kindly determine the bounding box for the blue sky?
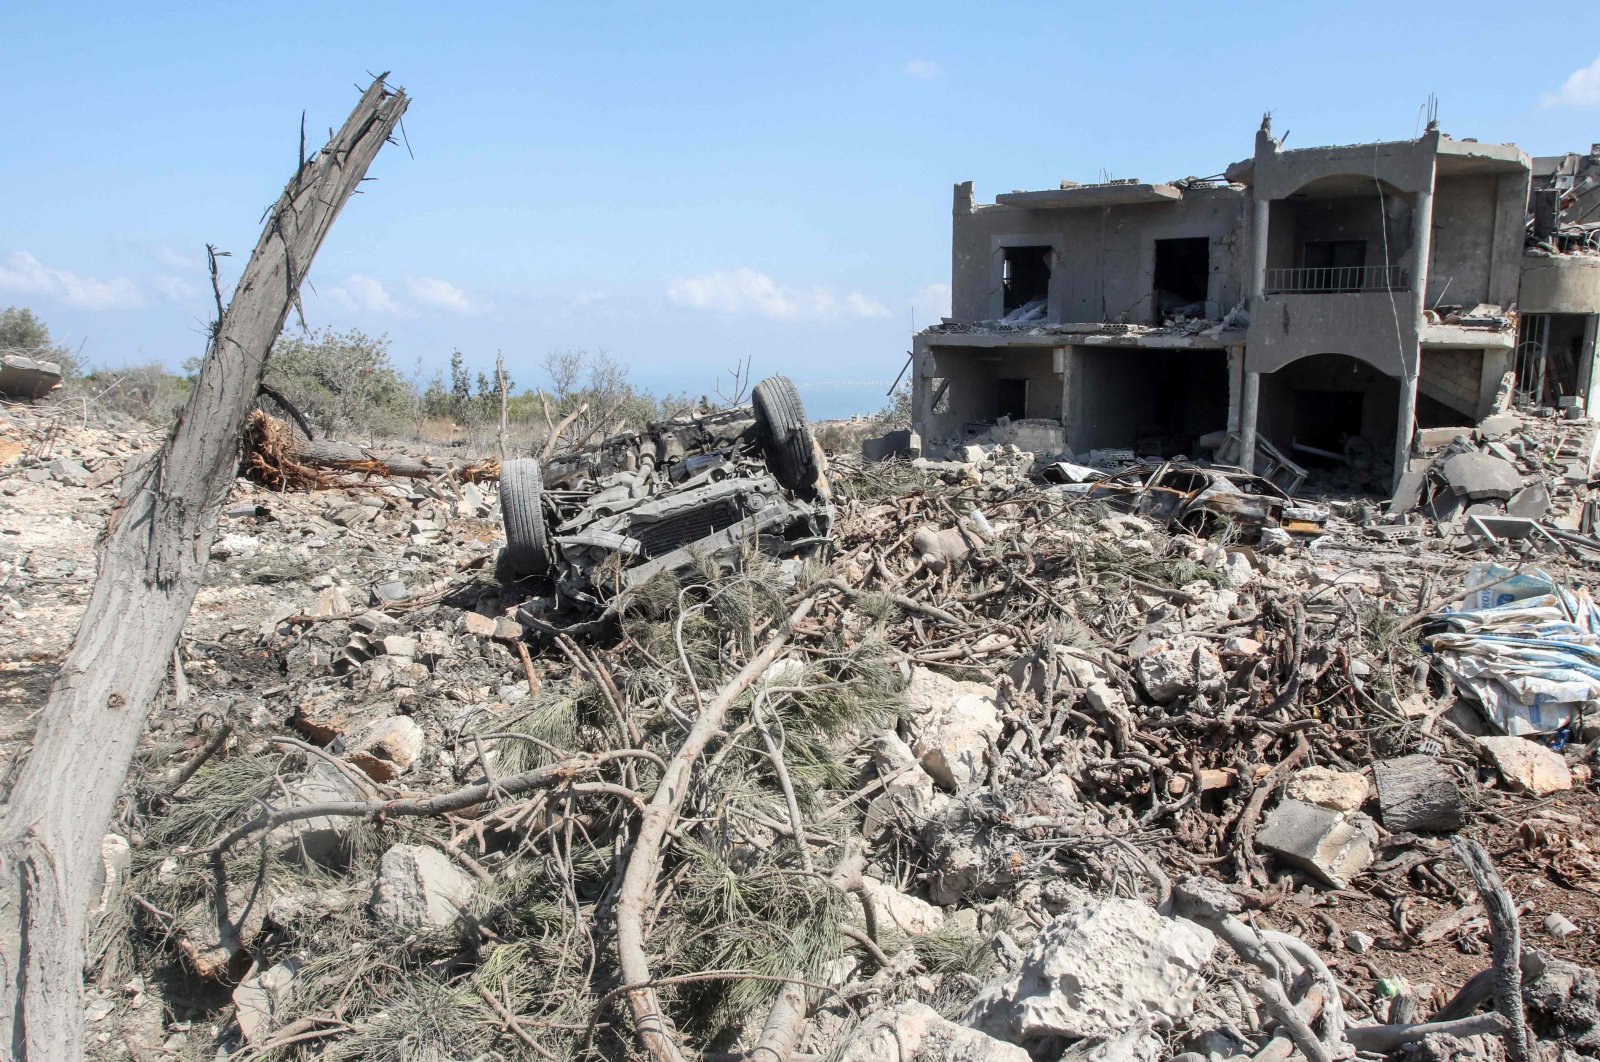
[4,1,1599,418]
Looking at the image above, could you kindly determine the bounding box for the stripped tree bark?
[0,77,408,1061]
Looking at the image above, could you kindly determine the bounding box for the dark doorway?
[1002,246,1051,314]
[1290,389,1364,463]
[1152,237,1209,320]
[996,378,1028,419]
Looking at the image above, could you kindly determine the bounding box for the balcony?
[1264,265,1408,295]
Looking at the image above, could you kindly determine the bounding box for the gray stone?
[47,457,90,485]
[371,578,409,604]
[381,634,417,658]
[233,956,303,1044]
[1256,799,1375,888]
[459,612,496,638]
[837,1002,1027,1061]
[0,353,63,398]
[965,886,1215,1043]
[369,844,474,930]
[348,715,424,781]
[493,616,524,641]
[268,760,360,866]
[1373,755,1464,832]
[1442,452,1522,501]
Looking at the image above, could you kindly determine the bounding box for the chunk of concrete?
[1415,427,1474,453]
[369,844,474,930]
[1285,766,1369,813]
[0,353,63,399]
[1442,452,1522,501]
[837,1001,1028,1062]
[458,612,496,638]
[1478,736,1572,796]
[381,634,417,658]
[906,667,1001,792]
[1256,799,1375,888]
[268,760,361,866]
[857,875,945,936]
[965,886,1215,1043]
[1373,755,1464,832]
[862,731,943,835]
[233,956,303,1044]
[347,715,424,782]
[1131,636,1223,705]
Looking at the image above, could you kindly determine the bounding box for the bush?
[265,327,410,438]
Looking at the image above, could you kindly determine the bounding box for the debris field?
[4,394,1600,1062]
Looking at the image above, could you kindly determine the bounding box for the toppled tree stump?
[243,409,499,489]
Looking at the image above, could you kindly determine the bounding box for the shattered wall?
[948,185,1248,326]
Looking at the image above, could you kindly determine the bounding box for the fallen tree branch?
[613,597,816,1062]
[1454,837,1531,1062]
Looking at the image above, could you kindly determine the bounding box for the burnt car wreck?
[1047,461,1328,541]
[496,376,833,632]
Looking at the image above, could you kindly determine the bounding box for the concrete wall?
[1427,174,1497,307]
[949,186,1247,325]
[1265,194,1413,272]
[1418,347,1484,419]
[1520,254,1600,314]
[1066,347,1229,453]
[1247,292,1416,377]
[915,343,1064,439]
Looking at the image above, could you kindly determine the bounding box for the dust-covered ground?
[5,394,1600,1062]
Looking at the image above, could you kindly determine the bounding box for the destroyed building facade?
[912,121,1600,484]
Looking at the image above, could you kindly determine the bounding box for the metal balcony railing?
[1263,265,1408,294]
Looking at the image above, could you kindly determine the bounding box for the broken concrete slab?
[369,844,475,930]
[1373,755,1464,832]
[1443,452,1523,501]
[837,1001,1028,1062]
[1506,482,1552,520]
[1256,799,1376,888]
[862,428,921,462]
[965,886,1215,1043]
[1478,736,1572,796]
[1416,426,1475,453]
[0,353,63,399]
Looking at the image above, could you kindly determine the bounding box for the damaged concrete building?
[911,121,1600,487]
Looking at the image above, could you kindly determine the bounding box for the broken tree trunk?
[243,410,499,487]
[0,77,408,1061]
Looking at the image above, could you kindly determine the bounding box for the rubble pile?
[3,399,1600,1061]
[1388,412,1600,558]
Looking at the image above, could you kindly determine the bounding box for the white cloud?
[151,275,202,301]
[666,268,890,321]
[405,276,477,315]
[0,251,144,311]
[903,59,943,80]
[327,273,399,314]
[911,282,951,326]
[1543,54,1600,107]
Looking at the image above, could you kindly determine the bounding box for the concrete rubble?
[4,396,1600,1061]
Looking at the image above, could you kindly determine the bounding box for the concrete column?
[1249,197,1270,301]
[1395,371,1418,490]
[1238,370,1261,472]
[1581,316,1600,420]
[1225,346,1245,433]
[1410,186,1435,325]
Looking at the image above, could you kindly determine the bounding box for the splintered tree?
[0,77,409,1060]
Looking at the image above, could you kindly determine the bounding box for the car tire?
[752,375,819,493]
[498,458,550,579]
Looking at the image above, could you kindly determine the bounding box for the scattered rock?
[459,612,496,638]
[370,844,474,930]
[1285,766,1368,813]
[1442,452,1522,501]
[347,715,424,781]
[233,956,303,1044]
[837,1001,1029,1061]
[966,886,1215,1044]
[1478,736,1572,796]
[906,667,1001,792]
[857,875,945,936]
[381,634,417,659]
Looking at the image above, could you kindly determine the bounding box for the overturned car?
[496,376,833,631]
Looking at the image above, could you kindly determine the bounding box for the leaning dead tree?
[0,77,408,1060]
